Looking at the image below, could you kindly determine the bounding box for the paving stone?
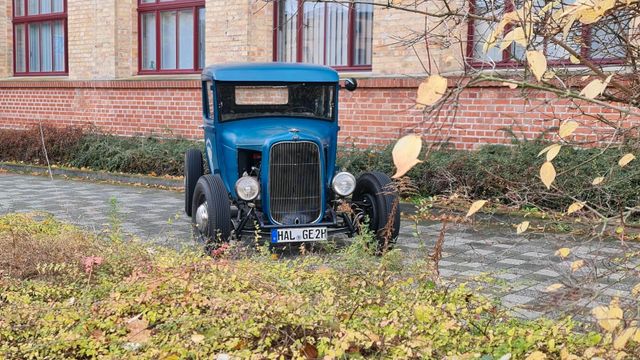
[498,258,528,266]
[501,294,534,306]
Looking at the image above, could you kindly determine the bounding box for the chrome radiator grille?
[269,141,322,225]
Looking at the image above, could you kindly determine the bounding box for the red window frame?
[272,0,373,71]
[12,0,68,76]
[137,0,205,75]
[466,0,626,68]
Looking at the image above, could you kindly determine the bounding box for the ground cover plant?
[1,212,640,359]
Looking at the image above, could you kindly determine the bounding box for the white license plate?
[271,227,328,243]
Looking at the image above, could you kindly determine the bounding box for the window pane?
[53,20,64,71]
[277,0,298,62]
[354,2,373,66]
[178,9,194,69]
[14,0,25,16]
[590,14,630,59]
[161,11,177,70]
[199,7,205,68]
[302,2,325,64]
[28,0,38,15]
[52,0,63,12]
[141,12,156,70]
[325,3,348,66]
[40,0,51,14]
[41,22,52,71]
[29,23,40,72]
[472,0,505,62]
[15,24,26,72]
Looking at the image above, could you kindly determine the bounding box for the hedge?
[1,126,638,216]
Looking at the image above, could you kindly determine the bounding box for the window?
[468,0,629,66]
[274,0,374,71]
[13,0,67,75]
[138,0,205,74]
[216,83,335,122]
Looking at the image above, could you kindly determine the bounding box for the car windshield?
[216,83,335,122]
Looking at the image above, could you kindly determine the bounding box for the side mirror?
[344,78,358,92]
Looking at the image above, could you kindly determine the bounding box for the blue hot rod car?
[185,63,399,250]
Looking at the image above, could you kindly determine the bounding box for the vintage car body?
[185,63,399,250]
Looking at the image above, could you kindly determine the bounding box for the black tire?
[352,171,401,252]
[184,148,203,217]
[191,174,232,248]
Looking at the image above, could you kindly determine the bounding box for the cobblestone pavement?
[1,172,638,322]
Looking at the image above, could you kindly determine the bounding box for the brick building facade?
[0,0,633,149]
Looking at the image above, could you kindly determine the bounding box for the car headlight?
[332,172,356,197]
[235,176,260,201]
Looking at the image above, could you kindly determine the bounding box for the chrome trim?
[268,141,323,225]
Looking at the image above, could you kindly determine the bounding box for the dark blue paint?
[200,63,342,225]
[202,62,340,83]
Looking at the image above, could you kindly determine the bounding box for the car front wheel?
[352,171,401,253]
[191,174,232,251]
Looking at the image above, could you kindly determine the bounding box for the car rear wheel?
[352,171,400,253]
[184,149,204,217]
[191,174,232,250]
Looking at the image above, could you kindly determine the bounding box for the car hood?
[218,117,337,151]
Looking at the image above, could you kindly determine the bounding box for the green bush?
[1,126,637,215]
[338,141,640,217]
[0,125,85,165]
[70,133,200,176]
[0,126,201,177]
[0,213,623,359]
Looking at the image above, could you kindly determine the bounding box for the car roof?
[202,62,340,83]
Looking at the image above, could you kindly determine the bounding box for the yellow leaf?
[416,74,448,108]
[633,328,640,342]
[614,327,637,350]
[555,247,571,258]
[592,176,605,185]
[526,351,547,360]
[545,283,564,292]
[500,27,528,51]
[392,134,423,179]
[538,144,557,157]
[466,200,488,218]
[563,14,577,40]
[560,347,579,360]
[546,144,562,162]
[618,153,636,167]
[569,55,580,64]
[502,81,518,89]
[539,0,560,15]
[559,120,579,138]
[540,162,556,189]
[191,333,205,344]
[571,259,585,271]
[517,221,530,234]
[567,201,585,215]
[579,75,613,99]
[126,315,151,343]
[632,283,640,297]
[526,50,547,82]
[592,300,623,332]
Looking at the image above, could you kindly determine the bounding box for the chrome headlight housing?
[235,176,260,201]
[332,172,356,197]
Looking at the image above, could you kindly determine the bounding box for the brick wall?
[1,79,636,149]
